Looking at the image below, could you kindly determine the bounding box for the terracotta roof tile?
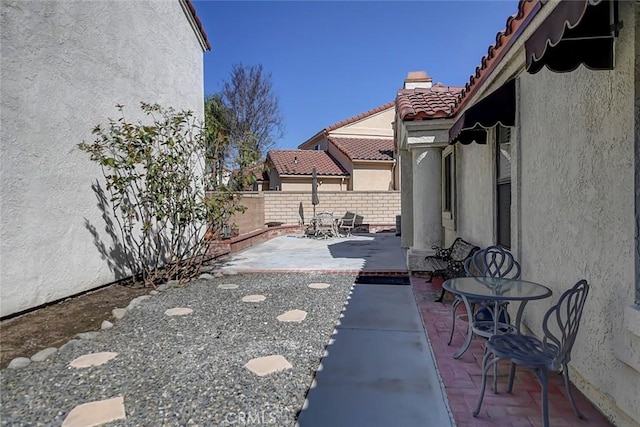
[452,0,540,113]
[328,137,394,161]
[267,150,349,176]
[325,101,395,132]
[395,84,463,121]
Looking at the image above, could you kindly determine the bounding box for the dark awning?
[449,79,515,145]
[525,0,621,74]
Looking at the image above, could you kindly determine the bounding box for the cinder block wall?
[232,193,264,234]
[209,191,401,235]
[262,191,401,226]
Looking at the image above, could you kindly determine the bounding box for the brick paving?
[412,275,613,427]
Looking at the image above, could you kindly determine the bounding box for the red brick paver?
[412,276,612,427]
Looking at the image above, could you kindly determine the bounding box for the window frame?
[496,125,512,249]
[442,144,456,230]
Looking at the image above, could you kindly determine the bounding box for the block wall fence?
[214,191,401,235]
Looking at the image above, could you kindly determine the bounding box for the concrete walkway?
[213,233,453,426]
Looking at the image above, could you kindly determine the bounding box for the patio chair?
[473,279,590,427]
[449,246,521,346]
[313,212,338,239]
[338,211,357,237]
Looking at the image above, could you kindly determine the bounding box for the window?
[442,145,455,229]
[496,125,511,248]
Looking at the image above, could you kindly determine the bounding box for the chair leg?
[448,298,462,345]
[507,361,517,393]
[473,350,500,417]
[539,369,550,427]
[562,363,584,419]
[435,284,446,303]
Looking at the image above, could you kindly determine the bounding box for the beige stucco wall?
[330,108,395,138]
[0,0,205,317]
[516,2,638,424]
[352,163,394,191]
[280,177,345,192]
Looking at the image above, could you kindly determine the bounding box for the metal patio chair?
[473,279,590,427]
[448,246,521,345]
[337,211,357,237]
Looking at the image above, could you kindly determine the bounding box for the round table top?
[443,276,552,301]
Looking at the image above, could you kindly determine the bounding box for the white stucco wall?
[454,140,495,247]
[0,0,206,317]
[517,2,638,424]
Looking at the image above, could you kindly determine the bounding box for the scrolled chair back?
[464,245,521,279]
[542,279,590,370]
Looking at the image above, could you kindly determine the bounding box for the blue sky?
[193,1,519,149]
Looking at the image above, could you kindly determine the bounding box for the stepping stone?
[164,307,193,316]
[7,357,31,369]
[242,295,266,303]
[244,355,292,376]
[308,282,330,289]
[149,290,159,295]
[62,396,126,427]
[277,310,307,322]
[31,347,57,362]
[199,273,215,280]
[218,283,238,289]
[70,352,118,368]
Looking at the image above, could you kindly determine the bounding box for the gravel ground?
[0,273,356,426]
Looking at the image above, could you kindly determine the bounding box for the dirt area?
[0,283,149,369]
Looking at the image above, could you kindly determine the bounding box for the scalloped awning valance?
[448,79,515,145]
[525,0,621,74]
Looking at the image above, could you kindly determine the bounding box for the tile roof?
[328,137,394,162]
[325,102,395,132]
[395,83,464,121]
[185,0,211,50]
[267,150,349,176]
[452,0,540,114]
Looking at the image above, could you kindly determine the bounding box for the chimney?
[403,71,433,89]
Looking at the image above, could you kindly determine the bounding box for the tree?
[220,63,284,158]
[78,102,247,287]
[203,94,231,189]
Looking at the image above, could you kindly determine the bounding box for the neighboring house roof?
[396,83,463,121]
[451,0,540,114]
[185,0,212,51]
[267,150,349,176]
[298,101,394,148]
[328,137,394,162]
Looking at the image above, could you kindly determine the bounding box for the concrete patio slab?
[213,233,407,273]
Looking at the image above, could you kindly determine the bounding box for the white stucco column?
[399,148,413,249]
[407,140,445,271]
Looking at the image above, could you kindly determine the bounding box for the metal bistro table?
[443,277,552,359]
